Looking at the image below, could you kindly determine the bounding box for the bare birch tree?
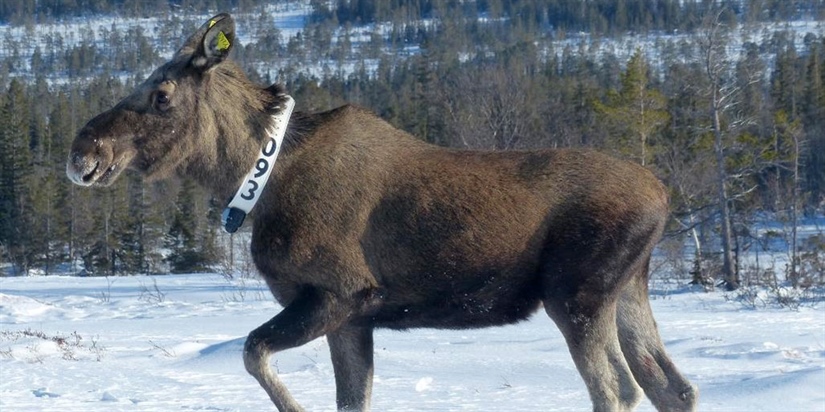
[697,9,758,290]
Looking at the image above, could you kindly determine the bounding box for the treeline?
[5,0,824,31]
[321,0,825,33]
[0,1,824,290]
[0,0,260,24]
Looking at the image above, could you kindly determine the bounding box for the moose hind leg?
[328,325,374,412]
[617,272,697,411]
[545,297,643,412]
[244,287,352,412]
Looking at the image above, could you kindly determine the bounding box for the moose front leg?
[244,287,352,412]
[328,325,375,411]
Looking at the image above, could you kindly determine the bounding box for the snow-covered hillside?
[0,274,823,411]
[2,0,823,84]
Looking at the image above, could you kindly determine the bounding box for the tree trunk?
[789,124,800,286]
[712,96,738,290]
[689,217,708,287]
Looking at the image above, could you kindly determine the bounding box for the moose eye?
[154,91,171,111]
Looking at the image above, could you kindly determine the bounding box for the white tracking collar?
[222,95,295,233]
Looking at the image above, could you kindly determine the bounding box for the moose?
[67,13,697,412]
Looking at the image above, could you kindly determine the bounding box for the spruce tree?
[0,79,33,273]
[118,174,164,275]
[165,178,216,273]
[594,49,669,166]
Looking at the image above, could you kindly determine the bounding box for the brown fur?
[67,14,697,412]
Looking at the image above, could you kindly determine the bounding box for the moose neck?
[178,65,286,203]
[221,96,294,233]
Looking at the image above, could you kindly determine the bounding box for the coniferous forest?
[1,0,824,292]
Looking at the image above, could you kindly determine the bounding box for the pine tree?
[802,37,825,206]
[594,49,669,166]
[83,180,131,276]
[51,88,99,275]
[0,79,33,273]
[165,179,217,273]
[772,37,800,120]
[772,110,804,285]
[117,174,164,275]
[658,51,719,286]
[25,75,68,274]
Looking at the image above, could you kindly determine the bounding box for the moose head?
[66,13,282,201]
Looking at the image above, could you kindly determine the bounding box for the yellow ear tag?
[209,19,216,28]
[216,31,231,51]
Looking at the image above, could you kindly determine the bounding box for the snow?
[1,274,823,411]
[265,1,313,39]
[4,1,823,86]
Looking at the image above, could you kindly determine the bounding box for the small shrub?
[138,277,166,304]
[0,329,105,362]
[797,234,825,287]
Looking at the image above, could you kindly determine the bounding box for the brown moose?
[66,13,697,412]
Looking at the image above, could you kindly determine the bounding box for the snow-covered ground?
[0,274,822,411]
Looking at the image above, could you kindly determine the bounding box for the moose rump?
[66,12,697,412]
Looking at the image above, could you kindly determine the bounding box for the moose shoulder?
[67,13,697,412]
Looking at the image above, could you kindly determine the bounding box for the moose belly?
[364,261,545,330]
[369,285,543,330]
[359,186,548,329]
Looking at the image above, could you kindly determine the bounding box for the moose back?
[66,13,697,412]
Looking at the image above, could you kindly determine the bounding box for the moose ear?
[185,13,236,71]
